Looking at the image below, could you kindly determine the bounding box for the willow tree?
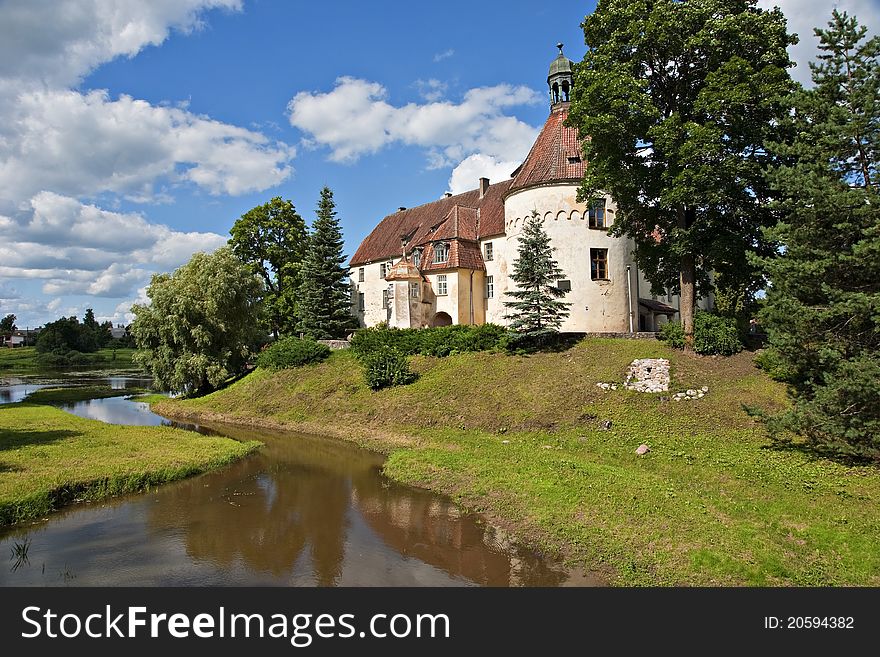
[568,0,795,349]
[131,247,265,396]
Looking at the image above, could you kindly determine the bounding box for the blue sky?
[0,0,876,329]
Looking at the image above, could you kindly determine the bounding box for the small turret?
[548,42,573,107]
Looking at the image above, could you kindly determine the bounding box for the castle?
[349,46,708,333]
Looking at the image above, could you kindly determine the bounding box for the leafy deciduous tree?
[229,197,307,338]
[0,314,16,333]
[569,0,795,350]
[131,247,266,395]
[760,10,880,460]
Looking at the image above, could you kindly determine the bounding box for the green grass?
[0,403,259,526]
[24,385,148,404]
[157,338,880,586]
[0,347,139,373]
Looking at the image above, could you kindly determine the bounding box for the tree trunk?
[680,253,696,353]
[677,206,696,353]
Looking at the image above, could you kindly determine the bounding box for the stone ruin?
[623,358,670,393]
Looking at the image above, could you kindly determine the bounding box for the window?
[557,279,571,292]
[590,248,609,280]
[484,242,494,261]
[486,275,494,299]
[358,268,364,282]
[380,262,389,279]
[412,249,422,268]
[588,198,606,229]
[437,274,448,296]
[434,242,449,263]
[409,282,420,298]
[358,293,365,312]
[382,289,390,309]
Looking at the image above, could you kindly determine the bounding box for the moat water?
[0,376,599,586]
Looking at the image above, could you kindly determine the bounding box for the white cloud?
[288,76,541,167]
[0,88,294,204]
[758,0,880,84]
[0,0,242,87]
[447,153,521,195]
[414,78,449,102]
[433,49,455,63]
[0,0,293,325]
[0,192,226,299]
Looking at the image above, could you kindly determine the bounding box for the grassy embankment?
[0,393,259,526]
[156,338,880,586]
[0,346,139,372]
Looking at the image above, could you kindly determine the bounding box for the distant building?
[349,45,711,333]
[1,335,25,347]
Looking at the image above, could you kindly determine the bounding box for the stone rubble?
[596,382,618,391]
[635,444,651,455]
[623,358,670,393]
[671,387,709,401]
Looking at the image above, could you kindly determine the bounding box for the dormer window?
[412,248,422,269]
[433,242,449,264]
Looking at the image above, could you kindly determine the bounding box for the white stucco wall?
[497,183,637,332]
[350,259,394,327]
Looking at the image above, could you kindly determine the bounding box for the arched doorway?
[430,312,453,327]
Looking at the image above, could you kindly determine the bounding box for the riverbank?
[155,337,880,586]
[0,347,139,373]
[0,402,259,526]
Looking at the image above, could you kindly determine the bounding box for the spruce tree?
[503,212,571,336]
[296,187,356,339]
[760,10,879,460]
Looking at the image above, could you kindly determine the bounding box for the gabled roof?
[508,104,584,193]
[349,179,511,266]
[418,240,485,273]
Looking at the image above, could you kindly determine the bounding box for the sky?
[0,0,877,329]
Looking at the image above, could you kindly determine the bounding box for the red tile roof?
[508,104,585,192]
[417,239,485,272]
[349,179,511,266]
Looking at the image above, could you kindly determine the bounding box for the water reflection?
[0,382,600,586]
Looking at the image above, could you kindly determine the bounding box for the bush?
[658,312,742,356]
[754,347,794,382]
[362,347,417,390]
[658,321,685,349]
[34,349,105,369]
[694,312,742,356]
[350,323,507,359]
[256,337,331,370]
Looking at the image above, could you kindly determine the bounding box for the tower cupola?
[547,42,573,107]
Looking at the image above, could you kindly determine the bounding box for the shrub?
[658,312,742,356]
[350,323,507,359]
[658,321,685,349]
[256,337,331,370]
[362,347,417,390]
[694,312,742,356]
[754,348,794,382]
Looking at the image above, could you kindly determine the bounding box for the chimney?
[479,177,490,199]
